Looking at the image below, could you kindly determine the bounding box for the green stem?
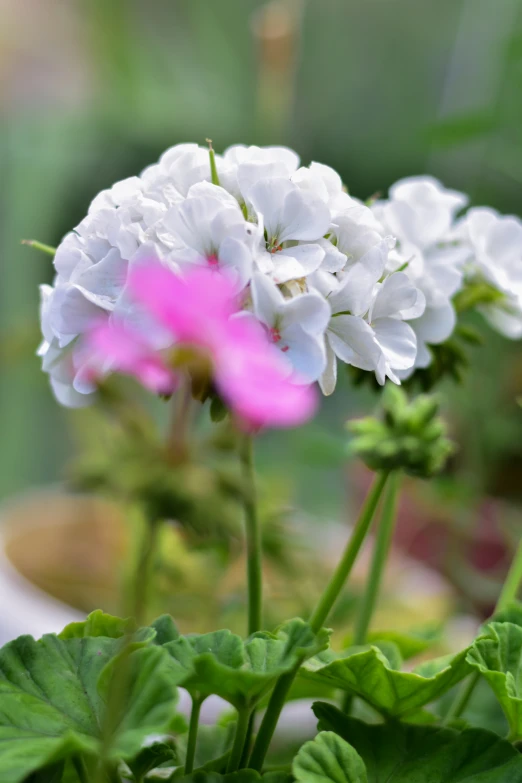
[73,757,90,783]
[249,471,389,771]
[497,537,522,612]
[444,671,480,724]
[309,471,389,633]
[184,697,203,775]
[132,515,161,625]
[207,138,221,186]
[227,709,251,772]
[445,536,522,723]
[240,434,263,635]
[21,239,56,256]
[352,471,401,645]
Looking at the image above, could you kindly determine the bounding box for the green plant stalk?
[309,471,389,633]
[132,514,161,626]
[352,471,401,645]
[184,697,203,775]
[445,536,522,722]
[227,709,251,772]
[249,471,389,771]
[240,434,263,635]
[72,757,90,783]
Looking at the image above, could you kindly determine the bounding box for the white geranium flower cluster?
[38,143,522,407]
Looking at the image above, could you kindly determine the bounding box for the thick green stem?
[445,536,522,723]
[184,697,203,774]
[352,471,401,645]
[132,515,161,625]
[240,434,263,635]
[309,471,389,633]
[227,709,251,772]
[249,471,389,771]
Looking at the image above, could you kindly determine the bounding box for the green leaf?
[467,621,522,740]
[163,620,330,710]
[173,772,285,783]
[58,609,135,639]
[301,646,470,716]
[127,736,178,781]
[346,629,438,660]
[293,731,367,783]
[151,614,181,645]
[488,601,522,628]
[313,702,522,782]
[0,620,179,783]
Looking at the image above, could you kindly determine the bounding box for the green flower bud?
[347,386,454,478]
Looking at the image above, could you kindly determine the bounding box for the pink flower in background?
[87,319,178,395]
[85,262,318,430]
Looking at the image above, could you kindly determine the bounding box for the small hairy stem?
[352,471,401,645]
[239,434,263,635]
[445,536,522,722]
[249,471,389,771]
[239,712,255,768]
[21,239,56,256]
[227,709,251,772]
[184,697,203,774]
[206,138,221,186]
[131,515,161,625]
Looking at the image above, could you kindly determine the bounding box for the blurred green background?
[1,0,522,622]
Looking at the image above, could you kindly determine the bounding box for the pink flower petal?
[87,320,177,395]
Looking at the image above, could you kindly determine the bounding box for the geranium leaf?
[301,645,470,716]
[293,731,367,783]
[467,621,522,740]
[151,614,181,645]
[0,614,179,783]
[58,609,136,639]
[163,619,330,710]
[313,702,522,781]
[173,772,284,783]
[127,736,179,781]
[343,629,437,660]
[487,602,522,628]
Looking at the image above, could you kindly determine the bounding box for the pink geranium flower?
[85,262,317,429]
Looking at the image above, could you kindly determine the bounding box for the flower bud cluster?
[348,386,454,477]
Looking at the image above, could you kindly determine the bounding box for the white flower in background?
[372,176,469,373]
[37,143,522,407]
[251,273,329,383]
[248,177,331,283]
[374,176,468,250]
[462,207,522,338]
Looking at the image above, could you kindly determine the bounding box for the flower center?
[207,254,219,267]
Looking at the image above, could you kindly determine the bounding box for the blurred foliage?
[1,0,522,641]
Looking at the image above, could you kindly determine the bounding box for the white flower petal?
[319,337,338,395]
[372,317,417,371]
[370,272,419,321]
